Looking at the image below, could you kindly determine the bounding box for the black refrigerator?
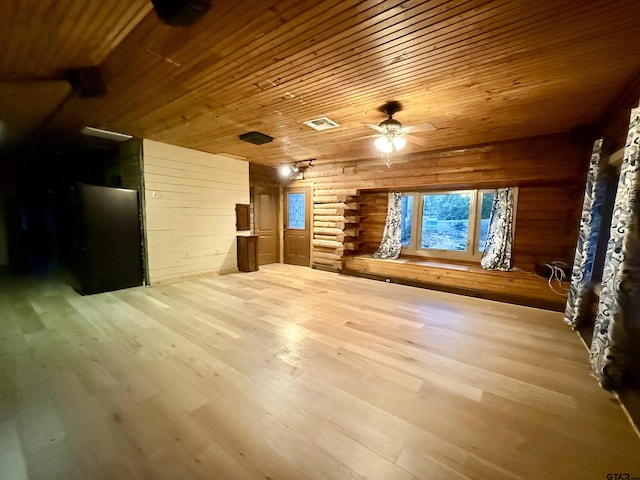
[71,183,143,295]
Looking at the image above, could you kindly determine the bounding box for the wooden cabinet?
[235,204,251,231]
[237,235,258,272]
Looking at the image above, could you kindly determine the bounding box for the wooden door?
[284,186,311,266]
[254,185,279,265]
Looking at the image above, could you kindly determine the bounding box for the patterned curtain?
[564,139,607,329]
[480,187,514,271]
[590,103,640,390]
[373,192,402,260]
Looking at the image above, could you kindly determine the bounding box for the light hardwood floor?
[1,264,639,479]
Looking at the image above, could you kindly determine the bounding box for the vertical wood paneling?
[9,0,636,166]
[249,164,280,188]
[143,139,249,285]
[0,0,151,77]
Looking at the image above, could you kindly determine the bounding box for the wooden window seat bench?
[341,254,568,312]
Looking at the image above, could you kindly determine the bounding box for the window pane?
[478,192,495,252]
[288,192,305,229]
[421,193,470,251]
[400,195,414,247]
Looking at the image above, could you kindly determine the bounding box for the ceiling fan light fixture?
[379,118,402,132]
[392,135,407,150]
[374,136,393,153]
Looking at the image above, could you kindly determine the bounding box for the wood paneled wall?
[358,192,389,254]
[249,163,280,188]
[290,133,588,272]
[512,185,584,269]
[142,140,249,285]
[358,185,583,271]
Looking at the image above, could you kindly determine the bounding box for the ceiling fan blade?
[406,134,429,147]
[404,122,436,133]
[362,122,386,133]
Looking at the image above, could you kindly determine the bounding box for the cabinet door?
[237,236,258,272]
[236,204,251,231]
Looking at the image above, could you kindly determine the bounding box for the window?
[287,192,306,229]
[400,195,414,247]
[401,189,515,261]
[421,192,471,251]
[477,191,495,253]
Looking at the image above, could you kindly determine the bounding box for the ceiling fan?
[363,101,436,156]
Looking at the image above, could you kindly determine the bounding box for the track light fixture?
[277,159,315,179]
[278,164,294,178]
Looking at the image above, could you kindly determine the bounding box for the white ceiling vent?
[302,117,340,131]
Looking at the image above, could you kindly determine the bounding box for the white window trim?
[401,188,518,262]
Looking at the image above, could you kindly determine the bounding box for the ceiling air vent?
[238,131,274,145]
[303,117,340,131]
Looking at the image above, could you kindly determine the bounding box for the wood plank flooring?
[1,264,639,479]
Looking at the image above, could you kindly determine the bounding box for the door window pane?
[478,192,495,252]
[287,192,305,229]
[400,195,414,247]
[421,193,470,251]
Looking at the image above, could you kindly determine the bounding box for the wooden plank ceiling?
[1,0,640,166]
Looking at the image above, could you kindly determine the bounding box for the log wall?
[142,140,250,285]
[289,133,589,272]
[311,187,360,270]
